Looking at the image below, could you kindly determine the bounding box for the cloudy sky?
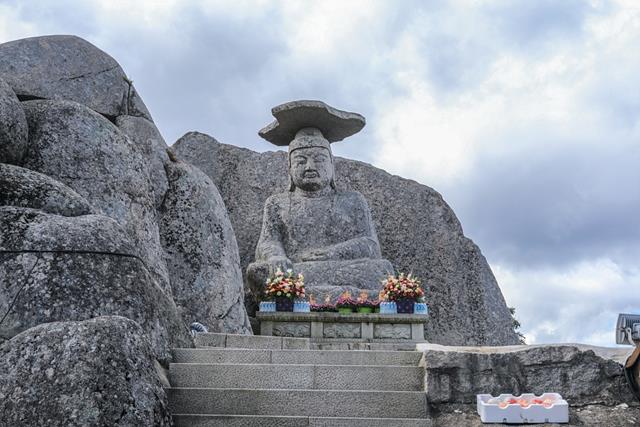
[1,0,638,347]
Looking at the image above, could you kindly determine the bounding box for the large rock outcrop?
[0,205,191,362]
[0,34,252,339]
[421,343,635,406]
[21,99,171,294]
[0,77,27,165]
[174,132,519,346]
[0,316,172,427]
[0,35,151,121]
[159,159,252,334]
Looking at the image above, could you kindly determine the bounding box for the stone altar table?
[257,312,427,342]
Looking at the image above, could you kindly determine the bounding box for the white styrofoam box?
[476,393,569,424]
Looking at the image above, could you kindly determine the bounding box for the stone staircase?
[167,333,431,426]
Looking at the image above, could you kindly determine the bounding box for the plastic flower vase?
[414,302,428,315]
[379,301,397,314]
[293,300,310,312]
[259,301,276,312]
[357,306,374,314]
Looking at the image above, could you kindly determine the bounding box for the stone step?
[172,348,423,366]
[167,388,428,419]
[169,363,424,391]
[310,340,425,351]
[173,414,433,426]
[195,333,310,350]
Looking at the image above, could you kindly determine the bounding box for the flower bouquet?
[309,295,337,312]
[335,291,358,314]
[379,273,424,314]
[265,268,305,312]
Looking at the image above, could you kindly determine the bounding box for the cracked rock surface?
[21,99,171,294]
[0,35,151,121]
[0,206,191,362]
[0,316,173,427]
[0,77,27,165]
[421,343,637,406]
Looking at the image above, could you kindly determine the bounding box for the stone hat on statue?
[258,100,365,153]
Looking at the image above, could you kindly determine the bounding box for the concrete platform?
[257,312,427,341]
[172,348,423,366]
[173,414,433,426]
[169,363,424,391]
[167,388,428,418]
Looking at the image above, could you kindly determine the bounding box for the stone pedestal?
[256,312,427,342]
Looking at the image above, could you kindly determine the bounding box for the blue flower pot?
[396,298,415,314]
[275,297,294,312]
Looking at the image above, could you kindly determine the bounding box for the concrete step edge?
[170,362,423,368]
[167,387,426,395]
[172,414,433,423]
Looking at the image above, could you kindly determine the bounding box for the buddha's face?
[289,146,333,192]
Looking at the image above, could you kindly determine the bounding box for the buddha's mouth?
[303,171,319,178]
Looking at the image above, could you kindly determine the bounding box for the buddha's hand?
[267,256,294,273]
[299,248,332,262]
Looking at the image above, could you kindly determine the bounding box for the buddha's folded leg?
[293,258,394,301]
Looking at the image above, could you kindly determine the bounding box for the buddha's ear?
[330,152,337,189]
[289,175,295,192]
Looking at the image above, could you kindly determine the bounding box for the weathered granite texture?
[0,77,27,165]
[0,316,172,427]
[21,99,170,293]
[0,163,94,217]
[0,34,251,339]
[115,115,170,209]
[248,188,394,300]
[173,132,519,346]
[420,343,636,406]
[0,35,151,120]
[159,159,251,334]
[0,206,191,362]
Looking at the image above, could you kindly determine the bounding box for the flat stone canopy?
[258,100,366,145]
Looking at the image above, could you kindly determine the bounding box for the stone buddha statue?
[247,100,394,300]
